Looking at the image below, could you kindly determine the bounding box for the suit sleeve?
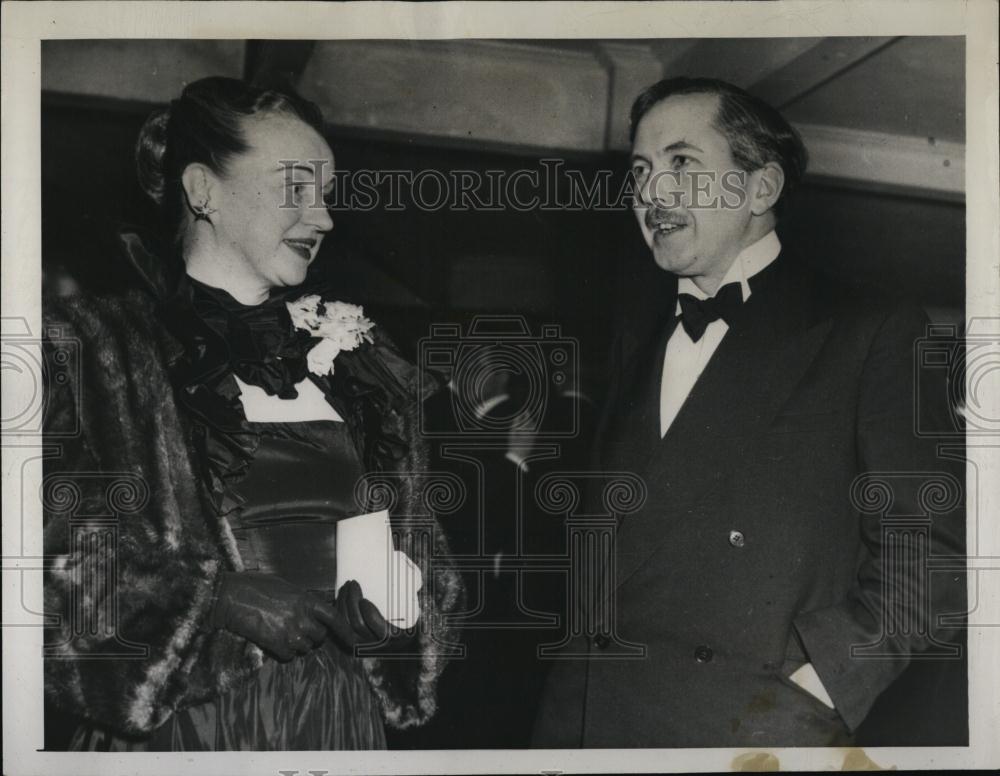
[792,305,966,732]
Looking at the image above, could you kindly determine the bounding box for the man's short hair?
[629,77,809,214]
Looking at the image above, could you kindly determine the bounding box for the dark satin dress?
[72,419,387,751]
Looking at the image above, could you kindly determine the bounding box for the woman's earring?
[192,199,217,224]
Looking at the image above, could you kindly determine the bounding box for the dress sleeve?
[42,294,260,736]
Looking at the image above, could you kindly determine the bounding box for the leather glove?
[335,579,416,650]
[210,571,357,662]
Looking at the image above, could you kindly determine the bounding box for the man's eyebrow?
[660,140,704,155]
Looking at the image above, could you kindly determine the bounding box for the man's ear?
[749,162,785,216]
[180,163,216,213]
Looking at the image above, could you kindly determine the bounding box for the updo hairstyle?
[134,76,326,243]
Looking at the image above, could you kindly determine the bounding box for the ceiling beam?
[596,43,664,151]
[40,39,245,103]
[752,37,901,109]
[657,38,826,89]
[39,39,966,202]
[797,123,964,201]
[299,40,609,153]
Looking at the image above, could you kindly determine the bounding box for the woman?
[42,76,463,750]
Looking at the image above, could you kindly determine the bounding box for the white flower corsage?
[286,295,375,376]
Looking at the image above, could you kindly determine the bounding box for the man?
[532,78,966,747]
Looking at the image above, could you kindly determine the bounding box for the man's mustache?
[644,207,689,231]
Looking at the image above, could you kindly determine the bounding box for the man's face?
[631,93,756,284]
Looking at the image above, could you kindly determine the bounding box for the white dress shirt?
[659,230,781,437]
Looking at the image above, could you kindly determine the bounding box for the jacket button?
[728,530,745,548]
[694,645,714,663]
[592,634,610,649]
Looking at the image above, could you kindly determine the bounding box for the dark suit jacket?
[533,255,966,748]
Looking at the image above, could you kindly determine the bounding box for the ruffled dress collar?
[118,230,440,519]
[188,278,314,400]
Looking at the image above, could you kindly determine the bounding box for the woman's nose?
[303,202,334,233]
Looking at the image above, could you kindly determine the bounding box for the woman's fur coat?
[42,289,464,738]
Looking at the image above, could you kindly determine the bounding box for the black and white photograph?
[2,1,999,773]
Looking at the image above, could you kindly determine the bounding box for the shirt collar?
[675,230,782,309]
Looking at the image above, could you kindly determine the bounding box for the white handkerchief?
[335,509,422,629]
[789,662,836,709]
[234,374,344,423]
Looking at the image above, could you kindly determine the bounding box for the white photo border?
[3,1,998,773]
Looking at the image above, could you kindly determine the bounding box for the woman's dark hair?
[135,76,326,242]
[629,77,808,215]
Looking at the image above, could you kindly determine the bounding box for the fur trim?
[43,292,462,736]
[358,399,466,729]
[43,294,258,736]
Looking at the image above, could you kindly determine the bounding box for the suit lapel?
[591,269,677,478]
[611,258,835,591]
[599,312,678,479]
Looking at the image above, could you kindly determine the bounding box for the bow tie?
[677,282,744,342]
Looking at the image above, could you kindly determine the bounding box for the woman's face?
[210,113,335,291]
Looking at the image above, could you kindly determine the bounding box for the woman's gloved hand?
[210,571,358,661]
[335,579,417,650]
[334,579,388,646]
